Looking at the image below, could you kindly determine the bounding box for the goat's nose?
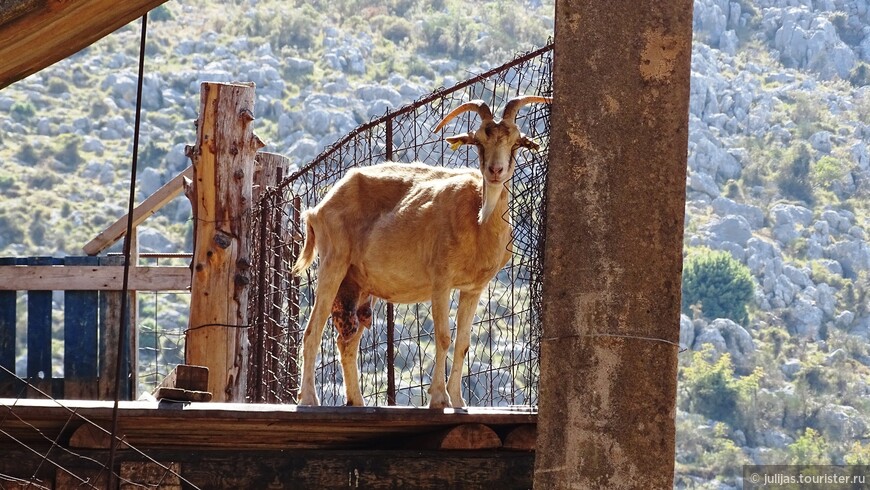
[488,165,504,177]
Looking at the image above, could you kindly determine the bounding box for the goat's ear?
[518,135,540,151]
[445,132,476,151]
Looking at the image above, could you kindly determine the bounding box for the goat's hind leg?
[298,261,346,406]
[334,280,372,406]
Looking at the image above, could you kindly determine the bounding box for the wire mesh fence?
[247,43,554,407]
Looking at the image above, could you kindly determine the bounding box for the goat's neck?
[478,181,509,226]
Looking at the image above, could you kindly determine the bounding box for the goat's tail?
[292,215,317,275]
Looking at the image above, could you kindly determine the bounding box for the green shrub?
[379,16,414,44]
[55,136,83,169]
[10,101,36,122]
[150,5,174,22]
[16,144,39,165]
[0,214,25,249]
[812,156,849,190]
[0,171,15,192]
[849,62,870,88]
[680,346,762,432]
[682,247,755,325]
[787,428,831,465]
[845,441,870,465]
[775,143,814,204]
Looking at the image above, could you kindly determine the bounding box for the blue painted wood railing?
[0,256,134,400]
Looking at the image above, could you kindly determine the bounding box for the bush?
[787,428,831,465]
[10,101,36,122]
[682,247,755,325]
[16,144,39,165]
[680,346,762,432]
[775,143,814,204]
[55,136,83,169]
[849,62,870,89]
[150,5,174,22]
[812,156,849,190]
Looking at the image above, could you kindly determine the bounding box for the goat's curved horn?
[433,100,494,132]
[501,95,552,124]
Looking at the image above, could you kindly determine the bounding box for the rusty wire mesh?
[248,44,553,407]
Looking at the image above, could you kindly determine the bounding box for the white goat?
[292,95,551,408]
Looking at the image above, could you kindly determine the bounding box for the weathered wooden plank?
[7,449,534,490]
[502,424,536,451]
[186,82,263,402]
[26,257,53,397]
[63,256,100,399]
[120,462,182,490]
[98,257,136,401]
[410,423,502,450]
[5,400,536,453]
[153,364,210,404]
[83,166,194,256]
[0,258,16,396]
[0,0,169,89]
[0,265,190,291]
[0,0,44,26]
[68,423,129,450]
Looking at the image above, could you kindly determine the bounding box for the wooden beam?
[120,462,182,490]
[11,450,534,489]
[0,265,189,291]
[0,0,169,89]
[410,423,502,450]
[185,82,263,402]
[502,424,536,451]
[83,166,193,256]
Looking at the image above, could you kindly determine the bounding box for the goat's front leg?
[298,263,346,406]
[428,288,453,409]
[447,288,483,408]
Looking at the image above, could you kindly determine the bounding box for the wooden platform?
[0,400,537,488]
[1,399,536,450]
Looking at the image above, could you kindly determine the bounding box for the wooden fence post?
[250,151,289,403]
[186,82,263,402]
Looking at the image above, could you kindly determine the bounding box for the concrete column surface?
[534,1,693,488]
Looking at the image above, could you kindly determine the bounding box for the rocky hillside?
[678,0,870,486]
[1,0,869,485]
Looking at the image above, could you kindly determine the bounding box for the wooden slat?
[98,257,135,401]
[0,258,18,397]
[83,166,193,256]
[0,0,169,89]
[26,257,53,397]
[63,257,100,399]
[0,265,190,291]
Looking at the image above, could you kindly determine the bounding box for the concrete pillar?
[534,1,693,488]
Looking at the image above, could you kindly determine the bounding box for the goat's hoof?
[297,392,320,406]
[427,392,452,409]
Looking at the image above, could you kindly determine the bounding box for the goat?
[292,95,552,408]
